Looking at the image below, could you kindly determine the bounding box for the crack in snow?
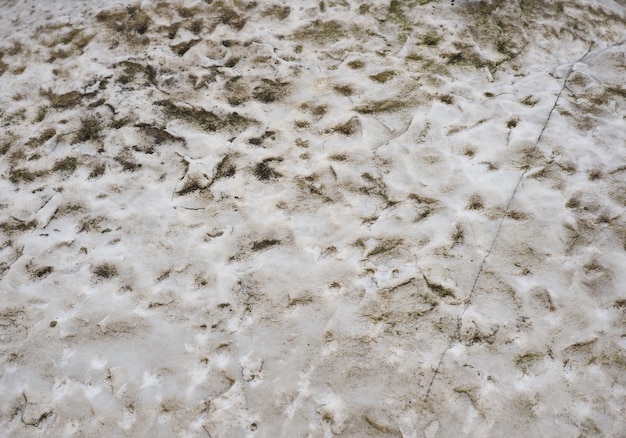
[424,43,595,400]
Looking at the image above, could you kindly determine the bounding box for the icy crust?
[0,0,625,436]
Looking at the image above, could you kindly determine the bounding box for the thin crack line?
[424,45,593,401]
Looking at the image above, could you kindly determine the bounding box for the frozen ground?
[0,0,625,436]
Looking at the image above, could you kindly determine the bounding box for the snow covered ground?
[1,0,625,436]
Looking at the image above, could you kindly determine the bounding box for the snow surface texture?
[1,0,625,436]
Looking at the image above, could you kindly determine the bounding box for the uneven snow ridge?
[1,0,625,436]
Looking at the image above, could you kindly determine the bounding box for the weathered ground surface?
[1,0,625,436]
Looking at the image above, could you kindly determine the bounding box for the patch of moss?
[506,210,527,220]
[515,352,544,374]
[329,154,348,161]
[46,28,94,52]
[96,5,152,37]
[171,39,200,56]
[424,278,455,298]
[367,238,403,257]
[0,218,37,233]
[116,61,146,84]
[333,84,354,96]
[347,60,364,69]
[161,22,181,39]
[358,4,370,14]
[136,124,182,144]
[89,164,106,179]
[496,38,515,57]
[114,153,142,172]
[111,117,133,130]
[462,147,476,158]
[224,76,249,106]
[359,172,387,198]
[251,239,281,251]
[0,138,12,155]
[176,178,206,195]
[293,20,346,44]
[35,22,66,33]
[32,266,53,279]
[590,86,626,107]
[388,0,412,24]
[213,155,236,180]
[52,157,78,175]
[223,56,240,68]
[369,70,395,83]
[439,94,454,104]
[295,138,309,148]
[5,108,27,125]
[248,130,276,147]
[46,28,78,47]
[466,194,484,210]
[73,32,95,50]
[467,0,504,15]
[87,98,106,109]
[232,111,258,131]
[214,1,247,31]
[92,263,118,279]
[252,79,291,103]
[388,0,404,17]
[26,128,56,148]
[177,5,203,18]
[7,41,23,55]
[156,100,256,132]
[421,31,441,46]
[9,168,41,184]
[353,99,408,114]
[507,119,518,128]
[48,49,75,62]
[606,86,626,98]
[331,117,360,136]
[254,158,283,181]
[452,224,464,245]
[188,19,203,35]
[78,215,105,233]
[310,104,327,117]
[555,1,564,13]
[262,5,291,20]
[189,72,217,90]
[45,90,81,108]
[73,117,102,143]
[11,65,26,75]
[446,50,485,69]
[404,53,424,61]
[521,95,538,106]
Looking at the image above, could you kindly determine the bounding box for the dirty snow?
[1,0,625,436]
